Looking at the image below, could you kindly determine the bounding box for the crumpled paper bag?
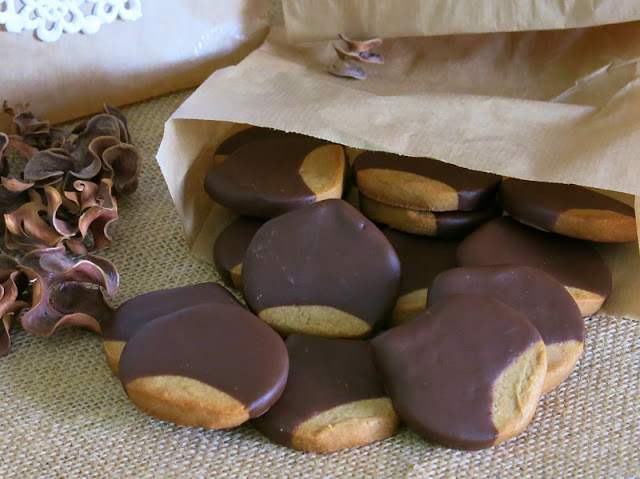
[0,0,269,131]
[282,0,640,41]
[157,23,640,320]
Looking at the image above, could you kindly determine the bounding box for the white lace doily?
[0,0,142,42]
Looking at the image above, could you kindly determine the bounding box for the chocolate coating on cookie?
[243,199,401,336]
[204,137,343,218]
[429,265,584,346]
[254,335,395,449]
[119,302,288,416]
[103,282,240,342]
[428,265,584,392]
[215,127,312,157]
[213,217,265,288]
[457,217,612,299]
[383,230,459,297]
[353,152,501,211]
[359,194,500,239]
[372,295,544,450]
[501,179,636,243]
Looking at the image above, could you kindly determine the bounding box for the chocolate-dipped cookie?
[372,295,547,450]
[502,178,637,243]
[212,126,311,164]
[204,137,346,218]
[382,229,459,326]
[254,335,398,452]
[119,302,288,430]
[213,217,265,289]
[428,265,584,393]
[102,283,240,374]
[353,152,501,212]
[359,193,499,239]
[457,217,612,316]
[243,199,401,338]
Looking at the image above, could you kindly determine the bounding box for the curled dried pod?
[0,256,30,356]
[334,46,384,64]
[339,33,383,53]
[328,60,367,80]
[2,102,68,150]
[18,246,118,337]
[4,190,68,251]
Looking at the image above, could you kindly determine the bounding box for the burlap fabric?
[0,91,638,478]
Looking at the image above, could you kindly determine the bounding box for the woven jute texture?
[0,91,638,478]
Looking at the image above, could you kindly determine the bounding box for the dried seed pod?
[18,246,118,337]
[334,46,384,64]
[339,33,383,53]
[328,60,367,80]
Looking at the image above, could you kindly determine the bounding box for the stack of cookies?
[203,126,347,289]
[104,126,637,454]
[353,151,502,239]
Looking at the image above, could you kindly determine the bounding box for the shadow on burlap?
[0,91,637,478]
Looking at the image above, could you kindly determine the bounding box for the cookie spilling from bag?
[118,302,288,429]
[204,127,346,218]
[354,151,502,238]
[103,129,635,454]
[243,199,401,338]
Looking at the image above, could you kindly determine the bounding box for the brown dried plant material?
[0,104,130,355]
[23,147,102,186]
[334,46,384,64]
[329,60,367,80]
[18,246,118,337]
[2,101,67,150]
[4,190,66,251]
[0,256,29,356]
[3,179,119,254]
[88,136,141,194]
[0,133,8,176]
[73,179,119,251]
[338,33,383,52]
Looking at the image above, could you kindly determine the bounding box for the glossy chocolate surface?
[243,199,401,328]
[213,217,265,282]
[457,217,612,297]
[372,294,541,450]
[104,283,240,341]
[204,137,327,218]
[383,229,458,296]
[353,152,501,210]
[119,303,289,415]
[433,201,501,239]
[428,265,584,345]
[502,179,635,232]
[215,127,312,156]
[253,335,387,446]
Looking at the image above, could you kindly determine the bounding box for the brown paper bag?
[157,24,640,320]
[0,0,269,130]
[282,0,640,41]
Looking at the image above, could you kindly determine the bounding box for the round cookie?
[118,302,288,430]
[102,283,240,374]
[502,178,637,243]
[204,137,346,218]
[372,294,547,450]
[359,193,500,239]
[382,229,459,326]
[212,126,312,164]
[428,265,584,393]
[213,217,265,289]
[243,199,401,338]
[457,217,612,316]
[253,335,399,452]
[353,151,502,212]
